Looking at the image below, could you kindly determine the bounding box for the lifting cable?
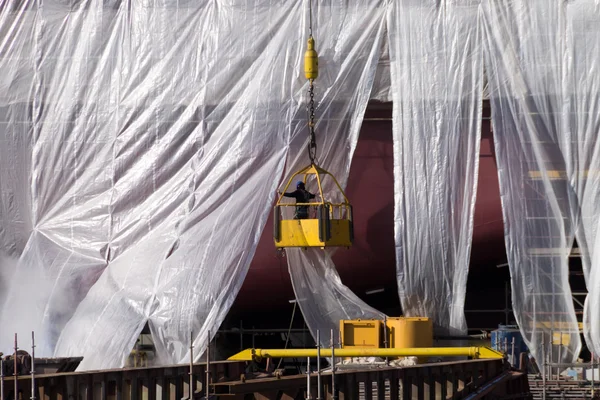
[305,0,319,165]
[275,299,298,370]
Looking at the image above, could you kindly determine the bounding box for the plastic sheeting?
[287,251,385,347]
[0,0,37,333]
[0,0,35,260]
[564,2,600,359]
[481,0,584,362]
[0,0,312,369]
[5,0,596,369]
[0,0,395,370]
[282,1,387,347]
[387,0,483,335]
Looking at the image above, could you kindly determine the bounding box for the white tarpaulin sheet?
[0,0,391,369]
[5,0,599,369]
[564,1,600,359]
[0,0,309,369]
[387,0,483,335]
[481,0,593,363]
[482,0,600,362]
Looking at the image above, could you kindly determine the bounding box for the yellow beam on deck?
[228,347,504,362]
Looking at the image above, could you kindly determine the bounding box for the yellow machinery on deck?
[229,317,504,362]
[274,164,353,248]
[385,317,433,349]
[339,319,382,348]
[339,317,433,350]
[340,317,434,363]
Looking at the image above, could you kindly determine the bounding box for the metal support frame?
[541,334,546,400]
[383,315,389,366]
[505,281,511,325]
[205,330,210,400]
[14,334,18,400]
[511,337,515,367]
[212,358,521,399]
[1,353,4,400]
[31,332,36,400]
[1,360,246,400]
[315,330,321,400]
[592,353,595,398]
[305,357,311,400]
[189,331,194,399]
[329,330,335,400]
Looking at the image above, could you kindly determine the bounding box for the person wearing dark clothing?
[279,181,316,219]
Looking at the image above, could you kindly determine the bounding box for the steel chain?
[307,79,317,164]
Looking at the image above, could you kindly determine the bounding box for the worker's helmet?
[296,181,305,189]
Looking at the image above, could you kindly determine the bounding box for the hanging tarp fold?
[387,0,483,335]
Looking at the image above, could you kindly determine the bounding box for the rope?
[276,300,298,370]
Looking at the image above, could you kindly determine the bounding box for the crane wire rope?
[306,0,318,165]
[276,299,298,370]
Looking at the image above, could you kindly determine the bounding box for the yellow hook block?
[304,37,318,80]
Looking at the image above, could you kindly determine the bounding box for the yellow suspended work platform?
[228,347,504,362]
[273,17,354,249]
[274,164,353,248]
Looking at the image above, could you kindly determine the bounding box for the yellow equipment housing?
[386,317,433,349]
[340,317,433,363]
[274,164,353,248]
[340,319,382,348]
[340,318,434,350]
[386,317,433,363]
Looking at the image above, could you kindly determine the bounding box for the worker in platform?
[279,181,316,219]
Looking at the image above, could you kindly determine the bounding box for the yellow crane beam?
[228,347,504,362]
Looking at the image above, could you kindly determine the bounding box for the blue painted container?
[491,325,529,366]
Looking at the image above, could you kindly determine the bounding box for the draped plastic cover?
[282,1,387,347]
[6,0,597,369]
[287,251,385,347]
[482,0,600,362]
[566,2,600,359]
[0,0,314,369]
[0,0,397,369]
[387,0,483,335]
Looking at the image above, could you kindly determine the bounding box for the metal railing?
[276,202,352,220]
